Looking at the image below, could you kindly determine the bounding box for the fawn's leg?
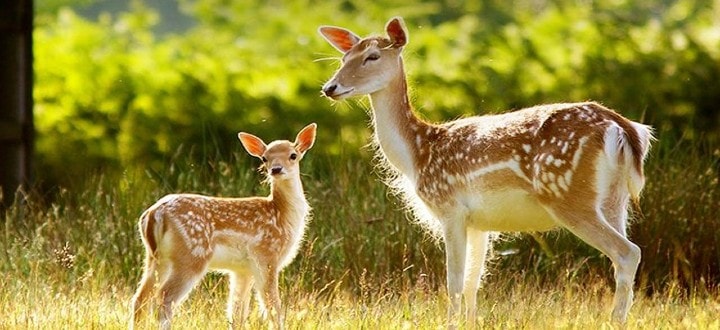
[256,264,283,329]
[158,263,207,330]
[227,272,254,328]
[130,256,159,329]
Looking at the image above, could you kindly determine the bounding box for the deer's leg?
[131,256,160,328]
[157,263,207,330]
[442,220,467,328]
[549,204,640,324]
[463,229,490,329]
[227,272,254,328]
[602,189,631,238]
[255,264,283,329]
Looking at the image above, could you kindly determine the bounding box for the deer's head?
[319,17,408,100]
[238,123,317,180]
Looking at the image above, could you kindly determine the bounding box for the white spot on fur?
[545,155,555,165]
[561,142,570,154]
[548,182,561,197]
[557,175,568,191]
[461,159,531,185]
[564,170,574,186]
[571,137,590,169]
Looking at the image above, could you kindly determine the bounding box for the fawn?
[130,123,317,329]
[318,17,653,327]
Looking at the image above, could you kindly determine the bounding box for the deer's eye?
[290,153,297,160]
[261,157,267,163]
[364,53,380,64]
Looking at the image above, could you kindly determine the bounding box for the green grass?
[1,139,719,329]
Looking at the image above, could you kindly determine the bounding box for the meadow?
[11,1,720,328]
[1,139,719,329]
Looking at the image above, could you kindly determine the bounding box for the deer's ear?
[318,26,360,53]
[385,17,408,48]
[238,132,267,158]
[294,123,317,154]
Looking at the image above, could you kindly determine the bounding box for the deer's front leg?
[463,229,491,330]
[443,219,467,329]
[256,264,283,329]
[227,272,254,328]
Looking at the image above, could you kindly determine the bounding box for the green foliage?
[33,1,720,186]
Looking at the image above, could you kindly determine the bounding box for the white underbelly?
[208,244,253,271]
[462,188,557,232]
[207,231,257,272]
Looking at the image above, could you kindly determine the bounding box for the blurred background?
[28,0,720,188]
[1,0,718,301]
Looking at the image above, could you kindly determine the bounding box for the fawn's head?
[319,17,408,100]
[238,123,317,180]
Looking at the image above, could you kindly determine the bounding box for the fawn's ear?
[238,132,267,158]
[294,123,317,154]
[318,26,360,53]
[385,17,408,48]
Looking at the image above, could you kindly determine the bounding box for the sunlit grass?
[2,273,719,329]
[1,139,718,329]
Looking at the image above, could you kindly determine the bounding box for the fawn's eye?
[261,157,267,163]
[290,153,297,160]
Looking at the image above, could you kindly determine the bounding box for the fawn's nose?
[322,84,337,97]
[270,166,283,175]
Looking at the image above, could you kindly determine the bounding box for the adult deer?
[130,123,317,330]
[319,17,653,326]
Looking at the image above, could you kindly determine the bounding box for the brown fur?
[130,124,317,330]
[319,17,654,327]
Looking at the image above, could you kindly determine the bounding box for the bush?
[33,1,720,187]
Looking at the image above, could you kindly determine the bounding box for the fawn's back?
[141,192,308,272]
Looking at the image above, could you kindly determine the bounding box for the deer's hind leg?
[598,165,634,237]
[157,258,209,330]
[548,203,640,323]
[131,255,160,327]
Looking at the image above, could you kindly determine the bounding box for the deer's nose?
[322,84,337,97]
[270,166,283,175]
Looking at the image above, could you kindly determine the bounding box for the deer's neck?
[368,59,428,180]
[270,177,309,223]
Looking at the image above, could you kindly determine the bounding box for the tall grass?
[1,137,719,328]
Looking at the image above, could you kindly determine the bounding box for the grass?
[2,273,719,329]
[1,137,719,329]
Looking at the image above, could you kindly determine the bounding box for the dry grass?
[2,274,719,329]
[1,142,718,329]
